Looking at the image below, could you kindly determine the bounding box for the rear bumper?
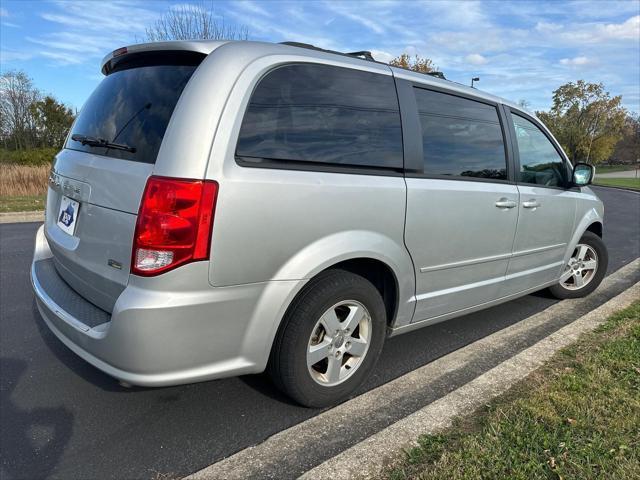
[31,225,302,387]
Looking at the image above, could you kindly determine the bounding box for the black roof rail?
[280,42,376,63]
[280,41,448,81]
[346,50,375,61]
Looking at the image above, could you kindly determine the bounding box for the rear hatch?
[45,51,204,312]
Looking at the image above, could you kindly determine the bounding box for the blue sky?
[1,0,639,113]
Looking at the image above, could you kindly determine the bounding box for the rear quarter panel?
[200,47,415,327]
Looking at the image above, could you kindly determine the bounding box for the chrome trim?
[393,278,559,336]
[512,243,566,258]
[419,243,566,273]
[420,252,512,273]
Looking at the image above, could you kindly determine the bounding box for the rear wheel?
[268,269,386,407]
[549,231,608,299]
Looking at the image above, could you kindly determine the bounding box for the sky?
[1,0,639,113]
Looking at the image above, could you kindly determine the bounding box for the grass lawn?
[388,301,640,480]
[594,177,640,191]
[595,165,638,174]
[0,195,46,213]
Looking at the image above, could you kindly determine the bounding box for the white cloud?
[234,1,272,18]
[466,53,488,65]
[0,7,8,17]
[39,50,85,65]
[370,49,394,63]
[29,1,162,66]
[323,1,386,34]
[598,15,640,40]
[0,49,33,62]
[559,56,593,66]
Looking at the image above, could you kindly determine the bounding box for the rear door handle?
[495,198,517,209]
[522,199,540,209]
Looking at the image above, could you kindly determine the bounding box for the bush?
[0,148,58,166]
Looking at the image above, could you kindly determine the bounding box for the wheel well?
[586,222,603,238]
[323,258,399,327]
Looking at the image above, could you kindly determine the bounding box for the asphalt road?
[1,187,639,480]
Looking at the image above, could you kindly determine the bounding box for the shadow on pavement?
[0,358,73,480]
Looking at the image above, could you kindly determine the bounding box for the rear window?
[66,61,199,164]
[236,63,403,170]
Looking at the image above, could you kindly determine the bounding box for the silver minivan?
[31,40,607,407]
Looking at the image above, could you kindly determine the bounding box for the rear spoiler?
[100,40,228,75]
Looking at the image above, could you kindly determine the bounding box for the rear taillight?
[132,176,218,276]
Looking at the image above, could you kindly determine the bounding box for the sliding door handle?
[523,199,540,209]
[495,198,517,209]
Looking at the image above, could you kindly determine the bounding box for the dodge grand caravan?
[31,40,607,407]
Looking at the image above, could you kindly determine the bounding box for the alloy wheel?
[306,300,372,386]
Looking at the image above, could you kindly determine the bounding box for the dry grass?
[0,164,49,196]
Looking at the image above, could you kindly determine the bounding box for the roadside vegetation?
[596,165,637,174]
[387,301,640,480]
[0,164,49,197]
[0,195,46,213]
[593,177,640,191]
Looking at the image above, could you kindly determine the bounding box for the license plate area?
[57,195,80,236]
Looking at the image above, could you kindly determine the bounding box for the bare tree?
[145,2,249,42]
[0,71,40,150]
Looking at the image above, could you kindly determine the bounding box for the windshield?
[66,63,198,164]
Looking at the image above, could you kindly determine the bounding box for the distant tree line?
[0,70,75,151]
[3,0,638,167]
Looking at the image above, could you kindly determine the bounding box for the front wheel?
[549,231,608,299]
[268,269,387,407]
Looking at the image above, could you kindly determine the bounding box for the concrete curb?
[0,211,44,224]
[302,280,640,480]
[185,259,639,480]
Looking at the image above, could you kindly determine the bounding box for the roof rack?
[280,42,374,62]
[279,41,447,81]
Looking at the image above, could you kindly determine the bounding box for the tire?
[268,269,387,408]
[548,231,608,299]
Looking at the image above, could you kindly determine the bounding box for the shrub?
[0,148,58,166]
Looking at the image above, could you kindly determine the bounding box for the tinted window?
[66,64,198,164]
[415,88,507,180]
[236,64,402,169]
[512,114,567,187]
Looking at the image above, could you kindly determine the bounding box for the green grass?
[0,147,57,166]
[595,165,638,174]
[0,195,46,213]
[388,301,640,480]
[594,177,640,191]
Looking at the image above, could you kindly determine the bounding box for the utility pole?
[471,77,480,88]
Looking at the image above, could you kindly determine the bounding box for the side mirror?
[572,163,594,187]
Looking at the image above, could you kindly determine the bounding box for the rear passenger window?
[236,64,402,169]
[511,113,567,187]
[414,88,507,180]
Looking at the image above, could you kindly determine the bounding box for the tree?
[611,114,640,164]
[0,70,75,151]
[145,1,248,41]
[0,70,40,149]
[537,80,627,165]
[389,53,438,74]
[31,96,75,149]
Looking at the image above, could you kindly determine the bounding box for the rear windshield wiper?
[71,134,136,153]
